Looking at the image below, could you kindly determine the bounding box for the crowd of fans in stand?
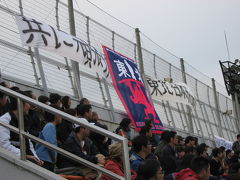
[0,81,240,180]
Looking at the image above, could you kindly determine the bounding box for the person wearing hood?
[174,157,210,180]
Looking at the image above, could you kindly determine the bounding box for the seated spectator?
[115,118,132,146]
[139,125,157,160]
[199,143,210,161]
[89,123,110,157]
[79,97,90,105]
[177,146,195,171]
[35,105,62,171]
[155,130,169,159]
[177,136,185,146]
[160,131,178,176]
[59,120,105,178]
[76,104,93,123]
[130,135,152,172]
[185,136,195,147]
[61,96,71,110]
[232,134,240,153]
[176,146,185,169]
[0,90,43,166]
[230,150,240,165]
[210,148,224,177]
[49,93,61,107]
[102,143,137,180]
[227,163,240,180]
[195,145,207,158]
[175,157,210,180]
[90,111,100,124]
[25,91,42,138]
[225,149,233,167]
[38,95,50,105]
[57,108,76,145]
[136,159,164,180]
[0,91,8,116]
[37,95,50,129]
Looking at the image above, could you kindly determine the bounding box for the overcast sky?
[76,0,240,90]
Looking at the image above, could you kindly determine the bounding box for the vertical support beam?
[56,0,76,96]
[112,31,115,50]
[19,0,40,87]
[18,98,26,160]
[86,16,91,46]
[68,0,83,99]
[180,58,193,133]
[234,92,240,132]
[212,78,224,137]
[153,54,157,78]
[34,48,48,96]
[166,101,176,129]
[121,138,131,180]
[169,63,172,79]
[135,28,152,97]
[103,80,116,122]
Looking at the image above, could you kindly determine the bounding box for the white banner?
[15,15,110,81]
[214,135,233,150]
[146,77,195,107]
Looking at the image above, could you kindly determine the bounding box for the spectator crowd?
[0,81,240,180]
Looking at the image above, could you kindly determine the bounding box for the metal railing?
[0,85,130,180]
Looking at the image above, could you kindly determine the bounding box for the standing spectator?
[91,111,99,124]
[136,159,164,180]
[175,157,210,180]
[115,118,132,146]
[38,95,50,105]
[49,93,62,107]
[232,134,240,153]
[61,96,71,110]
[227,162,240,180]
[76,104,93,123]
[0,91,43,165]
[130,135,152,172]
[35,105,62,171]
[160,131,178,176]
[102,143,137,180]
[210,148,224,177]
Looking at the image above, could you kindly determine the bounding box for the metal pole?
[112,31,115,50]
[135,28,153,100]
[153,54,157,78]
[19,0,40,87]
[68,0,83,99]
[234,92,240,132]
[121,138,131,180]
[180,58,193,133]
[56,0,77,97]
[212,78,224,137]
[103,79,116,122]
[34,48,48,96]
[86,16,91,46]
[17,98,26,160]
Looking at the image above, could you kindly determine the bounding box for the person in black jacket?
[58,123,105,178]
[160,130,178,176]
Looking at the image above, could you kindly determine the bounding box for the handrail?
[0,86,131,180]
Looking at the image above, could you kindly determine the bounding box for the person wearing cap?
[102,143,137,180]
[58,117,105,178]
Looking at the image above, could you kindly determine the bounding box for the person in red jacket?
[174,157,210,180]
[102,143,137,180]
